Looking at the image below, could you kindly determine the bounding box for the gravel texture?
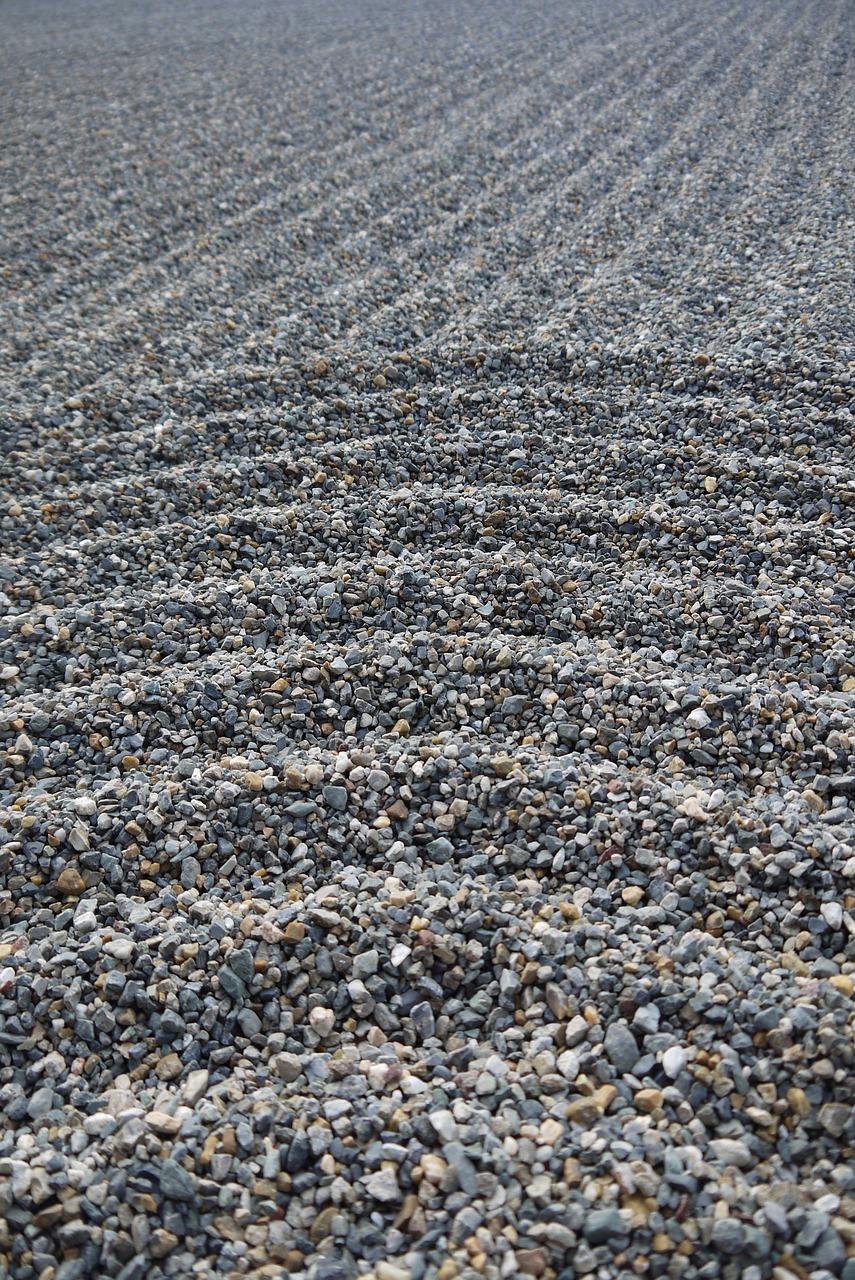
[1,1,855,1279]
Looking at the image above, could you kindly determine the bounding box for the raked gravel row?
[1,1,854,1280]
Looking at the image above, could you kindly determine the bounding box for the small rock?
[662,1045,687,1078]
[56,866,86,896]
[583,1208,626,1245]
[711,1218,746,1254]
[603,1022,640,1073]
[364,1167,402,1203]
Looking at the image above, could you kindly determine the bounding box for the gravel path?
[1,1,854,1278]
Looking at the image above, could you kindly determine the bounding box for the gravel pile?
[1,0,854,1278]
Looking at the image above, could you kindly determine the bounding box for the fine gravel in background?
[1,0,854,1278]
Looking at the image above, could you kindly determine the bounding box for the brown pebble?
[56,867,85,896]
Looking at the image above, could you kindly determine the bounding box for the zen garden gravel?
[0,0,854,1278]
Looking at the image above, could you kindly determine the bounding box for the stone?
[56,867,86,896]
[603,1022,640,1073]
[711,1218,746,1254]
[272,1052,304,1083]
[159,1159,196,1202]
[364,1167,402,1202]
[566,1097,603,1124]
[818,1103,849,1138]
[429,1109,458,1143]
[662,1045,687,1078]
[309,1007,336,1037]
[708,1139,753,1168]
[516,1248,548,1276]
[583,1208,626,1245]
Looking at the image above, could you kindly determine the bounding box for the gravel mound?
[1,0,854,1278]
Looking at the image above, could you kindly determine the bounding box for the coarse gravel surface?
[1,1,855,1280]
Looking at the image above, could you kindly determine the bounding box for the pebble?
[584,1208,627,1245]
[711,1218,747,1254]
[603,1022,640,1074]
[662,1045,687,1078]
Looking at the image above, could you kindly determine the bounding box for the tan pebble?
[566,1096,602,1124]
[149,1229,180,1258]
[828,974,854,996]
[540,1117,564,1145]
[593,1084,618,1111]
[635,1088,663,1113]
[310,1205,337,1244]
[622,886,644,905]
[516,1248,548,1276]
[145,1110,182,1136]
[420,1154,447,1184]
[680,796,708,822]
[623,1193,652,1226]
[56,867,85,896]
[704,476,717,493]
[283,920,305,943]
[155,1053,183,1081]
[786,1087,810,1118]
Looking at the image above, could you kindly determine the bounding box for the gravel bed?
[1,0,854,1278]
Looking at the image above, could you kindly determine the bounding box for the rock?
[364,1167,402,1202]
[149,1229,180,1258]
[662,1045,687,1078]
[583,1208,626,1245]
[181,1069,209,1105]
[309,1007,336,1037]
[27,1086,55,1120]
[323,785,349,811]
[155,1053,183,1081]
[409,1000,435,1039]
[145,1110,183,1136]
[429,1109,458,1143]
[711,1218,746,1254]
[708,1139,753,1168]
[821,902,844,930]
[56,867,86,896]
[818,1103,849,1138]
[515,1248,548,1276]
[159,1159,196,1202]
[603,1022,640,1073]
[272,1052,304,1082]
[567,1097,604,1124]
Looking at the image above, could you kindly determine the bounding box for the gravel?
[1,0,854,1278]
